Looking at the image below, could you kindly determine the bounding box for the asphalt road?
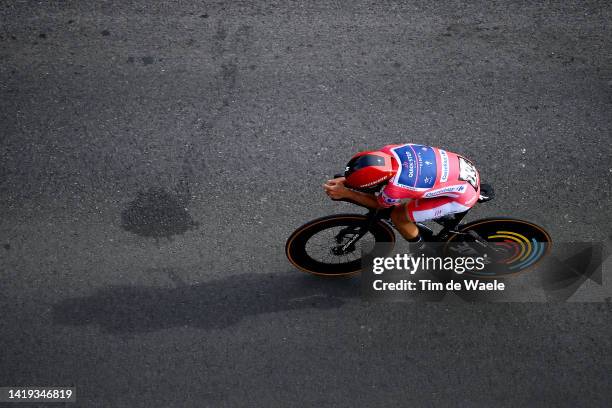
[1,1,611,407]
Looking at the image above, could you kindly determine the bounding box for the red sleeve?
[377,180,424,208]
[377,184,403,207]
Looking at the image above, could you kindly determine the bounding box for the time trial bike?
[285,180,552,278]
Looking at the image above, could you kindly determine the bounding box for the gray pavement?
[1,1,611,407]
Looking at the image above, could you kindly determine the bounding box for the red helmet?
[344,151,396,189]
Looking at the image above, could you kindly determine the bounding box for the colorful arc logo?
[488,230,548,271]
[443,218,552,278]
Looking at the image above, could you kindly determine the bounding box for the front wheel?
[285,214,396,277]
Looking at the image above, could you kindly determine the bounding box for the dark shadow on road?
[52,272,359,333]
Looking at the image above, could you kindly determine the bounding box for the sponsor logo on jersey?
[391,144,437,190]
[423,185,466,198]
[439,149,449,182]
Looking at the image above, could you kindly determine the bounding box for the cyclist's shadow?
[52,271,360,334]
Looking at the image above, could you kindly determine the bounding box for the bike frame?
[360,206,471,243]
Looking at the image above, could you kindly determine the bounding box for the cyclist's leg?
[407,196,472,223]
[390,203,419,240]
[391,188,478,240]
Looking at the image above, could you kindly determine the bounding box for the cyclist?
[323,144,480,248]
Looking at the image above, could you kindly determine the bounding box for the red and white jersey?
[376,144,481,210]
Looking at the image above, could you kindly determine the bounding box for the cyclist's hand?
[323,177,348,200]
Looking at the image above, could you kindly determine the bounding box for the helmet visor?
[344,154,386,178]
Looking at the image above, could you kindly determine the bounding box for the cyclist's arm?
[324,177,384,209]
[342,189,383,209]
